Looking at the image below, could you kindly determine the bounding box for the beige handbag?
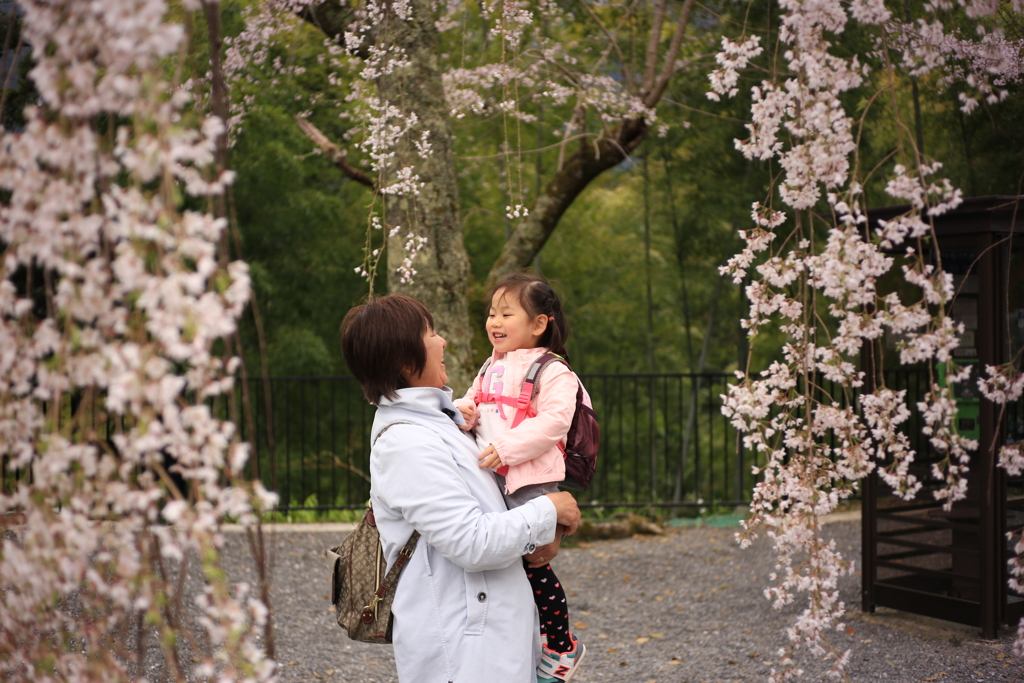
[330,505,419,643]
[330,421,418,643]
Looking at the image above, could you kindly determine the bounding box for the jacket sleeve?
[372,424,557,572]
[452,365,486,429]
[491,362,576,467]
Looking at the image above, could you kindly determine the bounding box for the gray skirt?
[495,475,560,509]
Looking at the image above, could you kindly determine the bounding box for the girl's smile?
[487,288,549,353]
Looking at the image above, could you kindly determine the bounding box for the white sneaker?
[537,633,586,682]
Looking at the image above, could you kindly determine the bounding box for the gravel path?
[220,520,1022,683]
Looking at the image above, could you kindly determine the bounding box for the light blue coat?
[369,387,557,683]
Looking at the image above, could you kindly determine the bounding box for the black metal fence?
[240,373,747,512]
[7,369,1018,514]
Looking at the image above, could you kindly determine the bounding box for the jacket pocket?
[463,571,489,636]
[422,544,433,577]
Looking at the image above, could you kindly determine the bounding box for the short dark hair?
[489,272,571,362]
[341,294,434,404]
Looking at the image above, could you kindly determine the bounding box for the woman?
[341,294,580,683]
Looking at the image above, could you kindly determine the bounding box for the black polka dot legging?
[525,559,572,653]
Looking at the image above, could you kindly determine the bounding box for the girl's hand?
[477,445,502,469]
[456,403,476,431]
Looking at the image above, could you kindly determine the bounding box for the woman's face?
[404,327,448,389]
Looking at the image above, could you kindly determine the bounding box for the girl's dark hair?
[341,294,434,404]
[489,272,571,361]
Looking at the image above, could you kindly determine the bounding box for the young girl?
[455,272,588,683]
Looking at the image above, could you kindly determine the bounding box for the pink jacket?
[454,347,578,495]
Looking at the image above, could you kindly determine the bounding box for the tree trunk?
[484,118,648,291]
[302,1,473,391]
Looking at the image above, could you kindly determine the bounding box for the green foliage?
[230,98,370,375]
[218,0,1024,386]
[262,494,367,523]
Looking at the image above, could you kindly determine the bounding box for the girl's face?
[403,327,448,389]
[487,288,548,354]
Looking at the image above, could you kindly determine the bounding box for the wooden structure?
[862,196,1024,638]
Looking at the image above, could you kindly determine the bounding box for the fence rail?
[7,369,1019,513]
[241,373,746,512]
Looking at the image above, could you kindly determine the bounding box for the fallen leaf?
[313,674,324,680]
[573,621,588,630]
[748,653,759,659]
[636,637,650,644]
[622,574,631,583]
[327,606,336,612]
[650,633,664,638]
[606,648,618,653]
[598,633,609,639]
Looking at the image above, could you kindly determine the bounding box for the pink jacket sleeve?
[491,361,576,467]
[453,366,485,430]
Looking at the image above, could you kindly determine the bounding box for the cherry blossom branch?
[296,116,376,189]
[708,0,1024,675]
[0,2,277,680]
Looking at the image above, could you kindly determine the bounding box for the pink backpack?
[475,353,600,490]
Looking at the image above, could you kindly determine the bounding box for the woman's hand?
[544,491,580,536]
[524,537,561,568]
[457,403,476,431]
[477,445,502,469]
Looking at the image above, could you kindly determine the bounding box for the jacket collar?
[377,386,466,426]
[493,346,549,365]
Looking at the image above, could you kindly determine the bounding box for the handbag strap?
[360,420,421,625]
[360,525,420,624]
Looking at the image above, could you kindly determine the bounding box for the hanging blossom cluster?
[230,0,434,284]
[440,38,660,132]
[0,1,276,680]
[710,0,1024,677]
[884,19,1024,114]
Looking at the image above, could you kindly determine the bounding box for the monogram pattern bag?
[329,421,419,643]
[329,506,418,643]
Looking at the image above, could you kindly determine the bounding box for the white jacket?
[369,386,558,683]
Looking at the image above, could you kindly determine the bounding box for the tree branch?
[484,118,648,290]
[640,0,671,97]
[578,0,637,92]
[645,0,696,108]
[295,116,376,189]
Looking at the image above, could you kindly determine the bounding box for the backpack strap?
[510,353,567,429]
[472,358,493,405]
